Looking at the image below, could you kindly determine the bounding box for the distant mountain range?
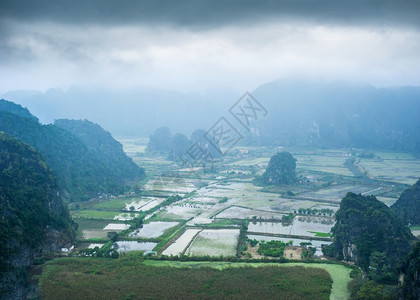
[3,78,420,152]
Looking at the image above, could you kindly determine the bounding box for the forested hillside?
[391,179,420,225]
[0,132,75,299]
[325,192,414,283]
[0,99,38,121]
[0,100,144,201]
[54,119,144,180]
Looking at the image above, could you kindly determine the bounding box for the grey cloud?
[1,0,420,29]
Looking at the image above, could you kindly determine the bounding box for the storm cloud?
[1,0,420,29]
[0,0,419,93]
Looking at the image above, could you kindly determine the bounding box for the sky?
[0,0,420,94]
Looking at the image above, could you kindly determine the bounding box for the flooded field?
[130,221,179,238]
[159,204,212,220]
[114,241,157,253]
[247,216,334,238]
[162,229,201,256]
[290,216,334,237]
[358,152,420,185]
[248,222,293,235]
[300,184,382,202]
[186,229,240,257]
[215,206,284,220]
[294,151,354,176]
[103,223,130,230]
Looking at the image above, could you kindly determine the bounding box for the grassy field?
[144,260,352,300]
[71,210,122,220]
[40,257,333,300]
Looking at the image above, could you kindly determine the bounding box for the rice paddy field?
[247,216,334,238]
[129,221,179,238]
[162,228,201,256]
[299,184,383,202]
[357,157,420,185]
[58,143,418,299]
[186,229,240,257]
[294,151,354,177]
[215,206,285,220]
[114,241,157,253]
[75,219,123,240]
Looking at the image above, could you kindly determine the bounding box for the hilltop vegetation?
[0,100,145,201]
[54,119,144,180]
[0,132,74,299]
[325,192,414,283]
[0,99,38,121]
[399,242,420,299]
[260,151,298,185]
[391,179,420,225]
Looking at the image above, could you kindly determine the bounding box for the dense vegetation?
[0,99,38,121]
[0,100,144,201]
[54,119,144,180]
[399,241,420,299]
[325,192,414,283]
[257,240,288,257]
[40,257,332,300]
[0,132,74,299]
[391,179,420,225]
[260,151,298,185]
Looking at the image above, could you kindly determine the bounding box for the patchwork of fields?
[64,141,418,299]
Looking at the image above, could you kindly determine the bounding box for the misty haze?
[1,1,420,300]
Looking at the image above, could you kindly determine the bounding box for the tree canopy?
[0,132,74,298]
[0,100,144,201]
[391,179,420,225]
[326,192,414,283]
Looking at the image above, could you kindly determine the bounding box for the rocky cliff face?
[391,179,420,225]
[0,132,75,299]
[400,242,420,300]
[326,192,414,281]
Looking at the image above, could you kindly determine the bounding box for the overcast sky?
[1,0,420,94]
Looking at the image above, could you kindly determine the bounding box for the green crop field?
[71,210,122,220]
[40,257,335,300]
[144,260,352,300]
